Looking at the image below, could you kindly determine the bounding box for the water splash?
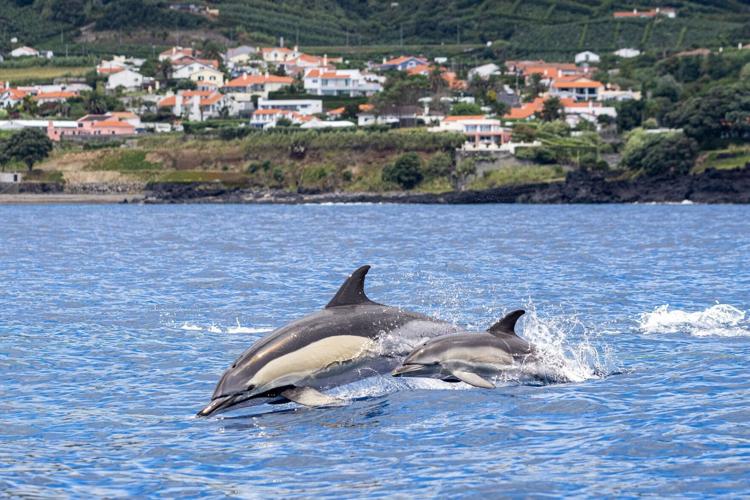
[638,304,748,337]
[178,320,272,335]
[519,305,617,383]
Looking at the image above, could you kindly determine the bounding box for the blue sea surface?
[1,204,749,497]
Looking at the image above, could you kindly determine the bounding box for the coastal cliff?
[141,165,750,204]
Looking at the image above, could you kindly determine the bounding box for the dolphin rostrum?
[391,310,537,388]
[198,265,461,416]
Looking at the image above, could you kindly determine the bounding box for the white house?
[171,59,219,80]
[223,74,294,98]
[158,91,226,121]
[250,108,312,128]
[10,46,39,58]
[303,69,383,97]
[224,46,257,66]
[549,77,604,101]
[261,46,299,63]
[614,48,641,59]
[575,51,600,64]
[379,56,428,71]
[468,63,501,80]
[429,115,509,148]
[106,69,144,92]
[599,88,642,101]
[563,101,617,128]
[159,46,199,62]
[257,99,323,115]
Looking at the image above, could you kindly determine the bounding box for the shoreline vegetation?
[2,127,750,204]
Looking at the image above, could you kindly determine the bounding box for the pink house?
[47,114,136,141]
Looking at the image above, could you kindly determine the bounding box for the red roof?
[33,91,78,101]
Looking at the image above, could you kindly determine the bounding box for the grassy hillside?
[1,1,749,59]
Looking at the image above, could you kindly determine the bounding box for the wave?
[638,304,748,337]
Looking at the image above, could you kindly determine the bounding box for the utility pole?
[400,24,403,47]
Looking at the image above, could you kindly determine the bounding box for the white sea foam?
[226,318,273,334]
[179,322,202,331]
[639,304,748,337]
[178,319,272,335]
[519,305,616,383]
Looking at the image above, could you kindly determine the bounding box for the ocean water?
[1,204,749,497]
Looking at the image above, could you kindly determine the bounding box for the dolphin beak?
[197,395,234,417]
[392,364,424,377]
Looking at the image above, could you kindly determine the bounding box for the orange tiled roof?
[92,120,135,129]
[200,94,223,106]
[505,97,545,120]
[225,74,293,87]
[5,88,29,100]
[32,91,78,101]
[109,111,138,119]
[551,77,604,89]
[444,115,486,121]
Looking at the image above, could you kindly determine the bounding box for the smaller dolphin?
[392,310,536,388]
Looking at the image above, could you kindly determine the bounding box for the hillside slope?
[1,0,749,57]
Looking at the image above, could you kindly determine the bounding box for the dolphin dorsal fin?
[487,309,525,337]
[325,265,379,308]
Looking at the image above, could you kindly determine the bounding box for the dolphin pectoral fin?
[281,387,345,407]
[450,370,495,389]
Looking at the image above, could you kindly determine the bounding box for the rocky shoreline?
[142,165,750,204]
[3,165,749,204]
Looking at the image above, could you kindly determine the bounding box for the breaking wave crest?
[638,304,748,337]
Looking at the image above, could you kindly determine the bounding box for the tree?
[275,117,293,127]
[616,99,645,132]
[621,131,698,177]
[3,129,54,172]
[665,84,750,148]
[372,73,430,118]
[540,97,563,121]
[450,102,483,115]
[382,153,423,189]
[342,103,360,121]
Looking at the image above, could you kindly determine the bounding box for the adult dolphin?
[392,310,538,388]
[198,265,461,416]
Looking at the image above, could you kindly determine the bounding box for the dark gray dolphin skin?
[198,265,461,416]
[392,310,536,388]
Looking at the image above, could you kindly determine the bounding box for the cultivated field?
[0,66,92,83]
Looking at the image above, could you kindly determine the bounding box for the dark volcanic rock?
[143,165,750,204]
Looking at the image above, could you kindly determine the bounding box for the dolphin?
[391,310,538,388]
[197,265,462,416]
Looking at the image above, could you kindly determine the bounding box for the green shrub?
[621,130,698,177]
[422,152,453,179]
[382,153,423,189]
